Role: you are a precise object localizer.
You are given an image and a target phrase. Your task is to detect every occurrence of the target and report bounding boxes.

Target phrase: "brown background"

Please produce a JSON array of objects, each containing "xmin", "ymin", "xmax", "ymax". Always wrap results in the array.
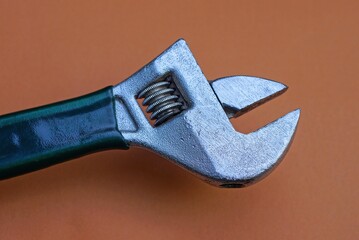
[{"xmin": 0, "ymin": 1, "xmax": 358, "ymax": 239}]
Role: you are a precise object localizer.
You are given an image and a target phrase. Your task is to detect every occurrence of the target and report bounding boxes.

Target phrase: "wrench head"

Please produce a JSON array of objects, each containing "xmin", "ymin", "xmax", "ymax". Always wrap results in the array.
[{"xmin": 113, "ymin": 39, "xmax": 300, "ymax": 187}]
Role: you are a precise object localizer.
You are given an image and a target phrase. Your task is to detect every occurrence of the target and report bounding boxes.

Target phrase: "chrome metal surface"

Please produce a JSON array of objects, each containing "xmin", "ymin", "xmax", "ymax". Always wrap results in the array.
[{"xmin": 113, "ymin": 39, "xmax": 300, "ymax": 187}]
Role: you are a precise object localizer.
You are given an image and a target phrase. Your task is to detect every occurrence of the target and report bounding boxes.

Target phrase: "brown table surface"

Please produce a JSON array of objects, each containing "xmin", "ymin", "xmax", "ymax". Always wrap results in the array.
[{"xmin": 0, "ymin": 1, "xmax": 357, "ymax": 239}]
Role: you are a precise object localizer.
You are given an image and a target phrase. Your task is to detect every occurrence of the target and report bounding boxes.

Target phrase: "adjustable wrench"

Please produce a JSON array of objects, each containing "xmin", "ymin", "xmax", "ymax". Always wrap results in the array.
[{"xmin": 0, "ymin": 39, "xmax": 300, "ymax": 187}]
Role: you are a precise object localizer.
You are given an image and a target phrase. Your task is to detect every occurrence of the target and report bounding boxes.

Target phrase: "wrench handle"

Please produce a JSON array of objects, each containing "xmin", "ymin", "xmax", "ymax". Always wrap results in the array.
[{"xmin": 0, "ymin": 87, "xmax": 128, "ymax": 180}]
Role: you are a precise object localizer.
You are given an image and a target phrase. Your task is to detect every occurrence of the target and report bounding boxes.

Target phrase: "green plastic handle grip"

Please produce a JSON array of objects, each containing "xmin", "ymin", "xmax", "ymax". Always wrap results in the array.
[{"xmin": 0, "ymin": 87, "xmax": 128, "ymax": 180}]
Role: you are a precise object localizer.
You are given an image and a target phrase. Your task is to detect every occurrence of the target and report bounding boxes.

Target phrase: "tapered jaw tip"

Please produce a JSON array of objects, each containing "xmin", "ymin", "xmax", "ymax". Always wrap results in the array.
[
  {"xmin": 247, "ymin": 108, "xmax": 300, "ymax": 179},
  {"xmin": 211, "ymin": 76, "xmax": 288, "ymax": 118},
  {"xmin": 215, "ymin": 108, "xmax": 300, "ymax": 187}
]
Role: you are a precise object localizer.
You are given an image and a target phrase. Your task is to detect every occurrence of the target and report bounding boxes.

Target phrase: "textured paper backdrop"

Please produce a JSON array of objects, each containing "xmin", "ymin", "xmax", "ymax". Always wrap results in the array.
[{"xmin": 0, "ymin": 1, "xmax": 357, "ymax": 239}]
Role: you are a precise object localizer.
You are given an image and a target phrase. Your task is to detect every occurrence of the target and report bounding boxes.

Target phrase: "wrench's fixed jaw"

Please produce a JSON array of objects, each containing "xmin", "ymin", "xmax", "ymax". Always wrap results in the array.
[
  {"xmin": 211, "ymin": 76, "xmax": 288, "ymax": 118},
  {"xmin": 212, "ymin": 109, "xmax": 301, "ymax": 188}
]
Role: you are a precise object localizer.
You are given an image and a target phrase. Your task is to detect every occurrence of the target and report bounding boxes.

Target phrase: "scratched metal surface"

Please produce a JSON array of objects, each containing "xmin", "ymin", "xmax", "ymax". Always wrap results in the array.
[{"xmin": 114, "ymin": 40, "xmax": 299, "ymax": 186}]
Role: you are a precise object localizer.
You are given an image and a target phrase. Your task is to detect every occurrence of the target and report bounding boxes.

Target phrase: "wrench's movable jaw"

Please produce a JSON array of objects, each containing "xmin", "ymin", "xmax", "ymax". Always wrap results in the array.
[
  {"xmin": 113, "ymin": 39, "xmax": 300, "ymax": 187},
  {"xmin": 211, "ymin": 76, "xmax": 288, "ymax": 119}
]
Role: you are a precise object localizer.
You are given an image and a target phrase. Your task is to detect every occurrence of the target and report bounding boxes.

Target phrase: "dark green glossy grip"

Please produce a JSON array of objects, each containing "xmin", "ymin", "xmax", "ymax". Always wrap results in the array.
[{"xmin": 0, "ymin": 87, "xmax": 128, "ymax": 180}]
